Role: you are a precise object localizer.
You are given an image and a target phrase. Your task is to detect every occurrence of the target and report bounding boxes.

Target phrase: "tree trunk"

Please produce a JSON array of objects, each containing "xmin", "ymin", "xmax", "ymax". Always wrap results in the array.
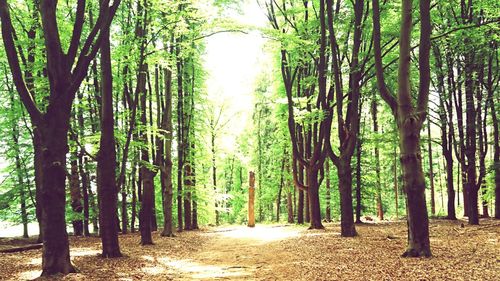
[
  {"xmin": 464, "ymin": 53, "xmax": 479, "ymax": 225},
  {"xmin": 287, "ymin": 188, "xmax": 294, "ymax": 223},
  {"xmin": 297, "ymin": 164, "xmax": 304, "ymax": 224},
  {"xmin": 139, "ymin": 169, "xmax": 154, "ymax": 245},
  {"xmin": 325, "ymin": 159, "xmax": 331, "ymax": 222},
  {"xmin": 183, "ymin": 163, "xmax": 193, "ymax": 230},
  {"xmin": 97, "ymin": 28, "xmax": 121, "ymax": 257},
  {"xmin": 372, "ymin": 99, "xmax": 384, "ymax": 220},
  {"xmin": 34, "ymin": 134, "xmax": 44, "ymax": 242},
  {"xmin": 427, "ymin": 119, "xmax": 436, "ymax": 216},
  {"xmin": 248, "ymin": 171, "xmax": 255, "ymax": 227},
  {"xmin": 394, "ymin": 146, "xmax": 399, "ymax": 219},
  {"xmin": 490, "ymin": 74, "xmax": 500, "ymax": 219},
  {"xmin": 138, "ymin": 63, "xmax": 154, "ymax": 243},
  {"xmin": 445, "ymin": 150, "xmax": 456, "ymax": 220},
  {"xmin": 161, "ymin": 68, "xmax": 174, "ymax": 237},
  {"xmin": 337, "ymin": 161, "xmax": 356, "ymax": 236},
  {"xmin": 399, "ymin": 120, "xmax": 431, "ymax": 257},
  {"xmin": 131, "ymin": 162, "xmax": 137, "ymax": 233},
  {"xmin": 177, "ymin": 47, "xmax": 184, "ymax": 231},
  {"xmin": 192, "ymin": 161, "xmax": 199, "ymax": 230},
  {"xmin": 305, "ymin": 191, "xmax": 310, "ymax": 223},
  {"xmin": 398, "ymin": 0, "xmax": 431, "ymax": 257},
  {"xmin": 306, "ymin": 168, "xmax": 323, "ymax": 229},
  {"xmin": 372, "ymin": 0, "xmax": 431, "ymax": 257},
  {"xmin": 356, "ymin": 137, "xmax": 362, "ymax": 223},
  {"xmin": 39, "ymin": 114, "xmax": 77, "ymax": 275},
  {"xmin": 121, "ymin": 190, "xmax": 127, "ymax": 234}
]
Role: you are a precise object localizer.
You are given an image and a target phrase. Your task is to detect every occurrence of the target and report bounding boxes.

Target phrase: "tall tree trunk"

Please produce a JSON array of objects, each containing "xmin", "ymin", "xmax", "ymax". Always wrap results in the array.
[
  {"xmin": 356, "ymin": 137, "xmax": 362, "ymax": 223},
  {"xmin": 372, "ymin": 99, "xmax": 384, "ymax": 220},
  {"xmin": 161, "ymin": 68, "xmax": 174, "ymax": 237},
  {"xmin": 138, "ymin": 63, "xmax": 154, "ymax": 244},
  {"xmin": 177, "ymin": 53, "xmax": 184, "ymax": 231},
  {"xmin": 487, "ymin": 53, "xmax": 500, "ymax": 219},
  {"xmin": 131, "ymin": 161, "xmax": 137, "ymax": 233},
  {"xmin": 325, "ymin": 159, "xmax": 331, "ymax": 222},
  {"xmin": 191, "ymin": 158, "xmax": 199, "ymax": 230},
  {"xmin": 97, "ymin": 26, "xmax": 122, "ymax": 257},
  {"xmin": 427, "ymin": 119, "xmax": 436, "ymax": 216},
  {"xmin": 211, "ymin": 133, "xmax": 218, "ymax": 226},
  {"xmin": 393, "ymin": 146, "xmax": 399, "ymax": 219},
  {"xmin": 183, "ymin": 162, "xmax": 193, "ymax": 230},
  {"xmin": 326, "ymin": 0, "xmax": 361, "ymax": 237},
  {"xmin": 476, "ymin": 65, "xmax": 488, "ymax": 218},
  {"xmin": 492, "ymin": 99, "xmax": 500, "ymax": 218},
  {"xmin": 464, "ymin": 53, "xmax": 479, "ymax": 224},
  {"xmin": 435, "ymin": 46, "xmax": 456, "ymax": 220}
]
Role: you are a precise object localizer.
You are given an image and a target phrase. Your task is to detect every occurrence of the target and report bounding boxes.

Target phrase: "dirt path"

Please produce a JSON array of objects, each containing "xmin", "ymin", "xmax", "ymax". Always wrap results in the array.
[{"xmin": 163, "ymin": 225, "xmax": 301, "ymax": 280}]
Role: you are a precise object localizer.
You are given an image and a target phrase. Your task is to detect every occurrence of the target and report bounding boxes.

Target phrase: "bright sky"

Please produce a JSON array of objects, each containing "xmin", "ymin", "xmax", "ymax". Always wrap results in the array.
[{"xmin": 203, "ymin": 0, "xmax": 270, "ymax": 153}]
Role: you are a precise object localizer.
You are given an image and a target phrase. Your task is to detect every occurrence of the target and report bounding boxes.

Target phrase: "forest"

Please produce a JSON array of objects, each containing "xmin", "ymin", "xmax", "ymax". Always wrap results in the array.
[{"xmin": 0, "ymin": 0, "xmax": 498, "ymax": 280}]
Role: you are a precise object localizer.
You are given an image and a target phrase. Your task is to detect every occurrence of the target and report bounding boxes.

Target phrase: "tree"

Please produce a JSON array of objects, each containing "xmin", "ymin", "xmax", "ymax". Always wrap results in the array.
[
  {"xmin": 372, "ymin": 0, "xmax": 432, "ymax": 257},
  {"xmin": 0, "ymin": 0, "xmax": 121, "ymax": 275}
]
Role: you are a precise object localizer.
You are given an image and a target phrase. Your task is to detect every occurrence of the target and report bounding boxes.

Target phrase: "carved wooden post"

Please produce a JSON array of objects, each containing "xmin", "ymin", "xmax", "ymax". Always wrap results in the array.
[{"xmin": 248, "ymin": 171, "xmax": 255, "ymax": 227}]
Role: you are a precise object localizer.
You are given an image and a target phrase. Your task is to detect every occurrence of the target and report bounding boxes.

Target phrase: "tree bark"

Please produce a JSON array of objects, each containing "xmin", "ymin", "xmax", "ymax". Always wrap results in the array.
[{"xmin": 97, "ymin": 25, "xmax": 121, "ymax": 257}]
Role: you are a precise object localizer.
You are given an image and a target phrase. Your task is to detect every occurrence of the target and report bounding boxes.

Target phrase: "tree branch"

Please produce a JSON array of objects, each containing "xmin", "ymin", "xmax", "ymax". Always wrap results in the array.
[
  {"xmin": 0, "ymin": 0, "xmax": 42, "ymax": 122},
  {"xmin": 66, "ymin": 0, "xmax": 86, "ymax": 67}
]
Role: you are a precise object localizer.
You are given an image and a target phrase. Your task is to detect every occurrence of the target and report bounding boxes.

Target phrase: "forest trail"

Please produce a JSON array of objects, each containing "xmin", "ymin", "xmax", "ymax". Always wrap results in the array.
[{"xmin": 166, "ymin": 225, "xmax": 300, "ymax": 280}]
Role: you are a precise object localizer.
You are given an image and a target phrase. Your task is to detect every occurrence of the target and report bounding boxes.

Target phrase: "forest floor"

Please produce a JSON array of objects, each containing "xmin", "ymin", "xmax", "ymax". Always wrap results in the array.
[{"xmin": 0, "ymin": 219, "xmax": 498, "ymax": 280}]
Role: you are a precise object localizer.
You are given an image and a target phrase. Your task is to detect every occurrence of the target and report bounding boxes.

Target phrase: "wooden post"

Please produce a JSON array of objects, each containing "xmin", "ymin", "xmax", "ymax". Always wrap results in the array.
[{"xmin": 248, "ymin": 171, "xmax": 255, "ymax": 227}]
